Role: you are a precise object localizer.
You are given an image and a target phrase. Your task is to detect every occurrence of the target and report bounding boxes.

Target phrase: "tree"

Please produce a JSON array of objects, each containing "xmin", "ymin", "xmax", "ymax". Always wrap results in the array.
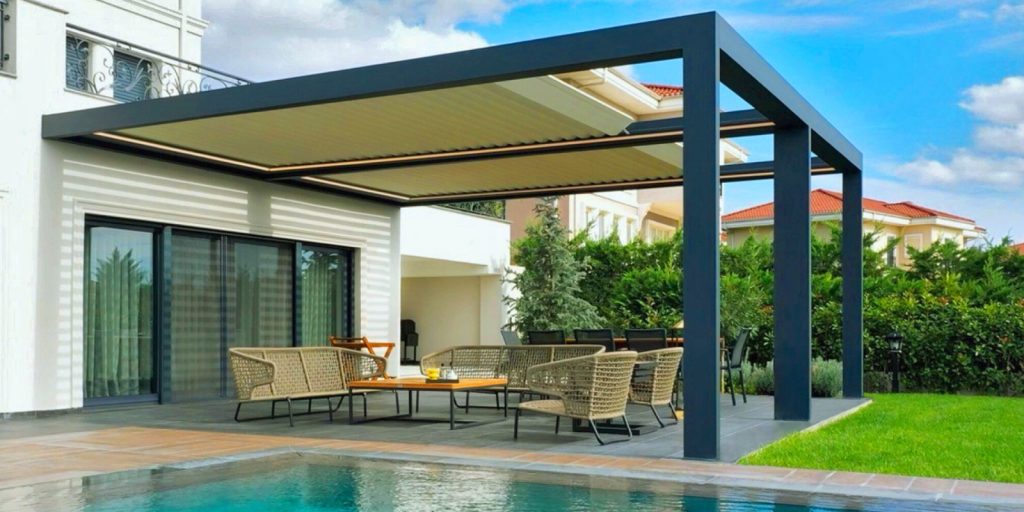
[{"xmin": 505, "ymin": 199, "xmax": 602, "ymax": 334}]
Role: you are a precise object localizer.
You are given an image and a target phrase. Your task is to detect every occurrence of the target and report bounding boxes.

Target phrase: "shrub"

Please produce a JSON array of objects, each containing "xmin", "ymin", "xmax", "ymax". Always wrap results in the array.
[
  {"xmin": 811, "ymin": 358, "xmax": 843, "ymax": 398},
  {"xmin": 749, "ymin": 361, "xmax": 774, "ymax": 395},
  {"xmin": 864, "ymin": 371, "xmax": 892, "ymax": 393}
]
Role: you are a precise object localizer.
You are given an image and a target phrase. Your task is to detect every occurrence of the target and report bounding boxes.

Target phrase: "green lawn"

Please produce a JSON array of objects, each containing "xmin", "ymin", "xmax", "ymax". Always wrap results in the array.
[{"xmin": 739, "ymin": 393, "xmax": 1024, "ymax": 483}]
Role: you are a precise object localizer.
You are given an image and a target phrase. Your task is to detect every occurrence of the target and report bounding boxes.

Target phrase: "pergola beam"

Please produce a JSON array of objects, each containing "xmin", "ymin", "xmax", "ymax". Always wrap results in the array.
[{"xmin": 400, "ymin": 157, "xmax": 835, "ymax": 205}]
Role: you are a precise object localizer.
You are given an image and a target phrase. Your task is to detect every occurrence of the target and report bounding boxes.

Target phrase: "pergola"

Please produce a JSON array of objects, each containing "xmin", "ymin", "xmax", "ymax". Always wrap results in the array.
[{"xmin": 42, "ymin": 12, "xmax": 863, "ymax": 460}]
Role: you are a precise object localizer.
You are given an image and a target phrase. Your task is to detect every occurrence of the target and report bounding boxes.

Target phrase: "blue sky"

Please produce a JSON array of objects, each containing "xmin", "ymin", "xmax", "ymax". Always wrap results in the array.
[{"xmin": 204, "ymin": 1, "xmax": 1024, "ymax": 240}]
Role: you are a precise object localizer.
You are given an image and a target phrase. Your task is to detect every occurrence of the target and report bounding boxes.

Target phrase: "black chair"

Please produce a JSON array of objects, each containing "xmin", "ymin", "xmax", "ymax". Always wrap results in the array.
[
  {"xmin": 501, "ymin": 330, "xmax": 522, "ymax": 346},
  {"xmin": 527, "ymin": 330, "xmax": 565, "ymax": 344},
  {"xmin": 574, "ymin": 329, "xmax": 615, "ymax": 352},
  {"xmin": 722, "ymin": 327, "xmax": 752, "ymax": 406},
  {"xmin": 625, "ymin": 328, "xmax": 668, "ymax": 352},
  {"xmin": 400, "ymin": 319, "xmax": 419, "ymax": 363}
]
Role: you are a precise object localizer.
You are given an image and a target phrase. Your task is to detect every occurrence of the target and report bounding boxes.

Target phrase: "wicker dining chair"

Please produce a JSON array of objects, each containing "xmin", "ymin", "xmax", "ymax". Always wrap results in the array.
[
  {"xmin": 629, "ymin": 347, "xmax": 683, "ymax": 427},
  {"xmin": 573, "ymin": 329, "xmax": 616, "ymax": 352},
  {"xmin": 514, "ymin": 351, "xmax": 638, "ymax": 445},
  {"xmin": 625, "ymin": 328, "xmax": 668, "ymax": 352},
  {"xmin": 527, "ymin": 330, "xmax": 566, "ymax": 345}
]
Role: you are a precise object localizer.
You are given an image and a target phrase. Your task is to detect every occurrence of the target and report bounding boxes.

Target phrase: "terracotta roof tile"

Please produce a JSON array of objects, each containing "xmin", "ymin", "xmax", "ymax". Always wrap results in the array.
[
  {"xmin": 722, "ymin": 189, "xmax": 979, "ymax": 226},
  {"xmin": 1013, "ymin": 243, "xmax": 1024, "ymax": 255},
  {"xmin": 642, "ymin": 83, "xmax": 683, "ymax": 97}
]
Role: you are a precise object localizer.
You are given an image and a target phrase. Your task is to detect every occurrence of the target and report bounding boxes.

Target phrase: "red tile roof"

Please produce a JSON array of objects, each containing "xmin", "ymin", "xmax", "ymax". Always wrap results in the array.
[
  {"xmin": 642, "ymin": 83, "xmax": 682, "ymax": 97},
  {"xmin": 722, "ymin": 189, "xmax": 979, "ymax": 226},
  {"xmin": 1013, "ymin": 243, "xmax": 1024, "ymax": 255}
]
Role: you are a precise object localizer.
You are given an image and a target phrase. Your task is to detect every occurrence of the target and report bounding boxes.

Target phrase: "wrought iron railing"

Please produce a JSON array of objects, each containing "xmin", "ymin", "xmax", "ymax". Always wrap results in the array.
[
  {"xmin": 65, "ymin": 25, "xmax": 250, "ymax": 102},
  {"xmin": 1, "ymin": 0, "xmax": 10, "ymax": 71},
  {"xmin": 441, "ymin": 200, "xmax": 507, "ymax": 220}
]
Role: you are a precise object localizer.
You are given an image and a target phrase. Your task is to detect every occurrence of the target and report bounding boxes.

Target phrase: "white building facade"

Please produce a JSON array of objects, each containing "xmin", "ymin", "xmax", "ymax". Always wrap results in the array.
[{"xmin": 1, "ymin": 0, "xmax": 406, "ymax": 413}]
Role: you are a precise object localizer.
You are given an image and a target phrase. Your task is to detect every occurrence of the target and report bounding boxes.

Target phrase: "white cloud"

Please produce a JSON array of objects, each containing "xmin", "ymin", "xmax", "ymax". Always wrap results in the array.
[
  {"xmin": 202, "ymin": 0, "xmax": 509, "ymax": 81},
  {"xmin": 724, "ymin": 13, "xmax": 858, "ymax": 33},
  {"xmin": 995, "ymin": 2, "xmax": 1024, "ymax": 21},
  {"xmin": 960, "ymin": 76, "xmax": 1024, "ymax": 124},
  {"xmin": 975, "ymin": 123, "xmax": 1024, "ymax": 153},
  {"xmin": 889, "ymin": 150, "xmax": 1024, "ymax": 186}
]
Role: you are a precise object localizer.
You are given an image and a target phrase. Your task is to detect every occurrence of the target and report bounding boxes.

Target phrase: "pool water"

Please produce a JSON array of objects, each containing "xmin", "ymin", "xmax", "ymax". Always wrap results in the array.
[{"xmin": 2, "ymin": 453, "xmax": 971, "ymax": 512}]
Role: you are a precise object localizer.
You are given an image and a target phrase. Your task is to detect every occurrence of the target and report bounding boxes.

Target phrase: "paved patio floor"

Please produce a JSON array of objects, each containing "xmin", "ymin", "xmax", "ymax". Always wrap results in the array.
[
  {"xmin": 4, "ymin": 394, "xmax": 1024, "ymax": 509},
  {"xmin": 1, "ymin": 393, "xmax": 864, "ymax": 463}
]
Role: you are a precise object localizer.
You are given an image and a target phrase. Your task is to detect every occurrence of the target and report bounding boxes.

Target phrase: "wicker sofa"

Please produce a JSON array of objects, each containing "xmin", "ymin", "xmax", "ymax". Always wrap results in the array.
[
  {"xmin": 229, "ymin": 346, "xmax": 387, "ymax": 426},
  {"xmin": 629, "ymin": 347, "xmax": 683, "ymax": 427},
  {"xmin": 419, "ymin": 345, "xmax": 605, "ymax": 411}
]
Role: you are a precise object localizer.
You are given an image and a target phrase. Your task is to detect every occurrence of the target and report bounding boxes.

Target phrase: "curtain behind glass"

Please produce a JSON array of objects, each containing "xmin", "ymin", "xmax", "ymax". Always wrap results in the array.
[
  {"xmin": 301, "ymin": 248, "xmax": 339, "ymax": 346},
  {"xmin": 170, "ymin": 233, "xmax": 224, "ymax": 401},
  {"xmin": 227, "ymin": 240, "xmax": 293, "ymax": 349},
  {"xmin": 84, "ymin": 227, "xmax": 155, "ymax": 399}
]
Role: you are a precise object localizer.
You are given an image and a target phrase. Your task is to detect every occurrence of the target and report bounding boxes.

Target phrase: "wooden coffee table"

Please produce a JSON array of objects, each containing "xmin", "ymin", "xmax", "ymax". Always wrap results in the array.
[{"xmin": 345, "ymin": 377, "xmax": 508, "ymax": 430}]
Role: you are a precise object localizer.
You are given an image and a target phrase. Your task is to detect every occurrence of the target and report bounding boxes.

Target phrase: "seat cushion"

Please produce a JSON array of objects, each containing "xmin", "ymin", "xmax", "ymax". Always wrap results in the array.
[{"xmin": 518, "ymin": 399, "xmax": 566, "ymax": 417}]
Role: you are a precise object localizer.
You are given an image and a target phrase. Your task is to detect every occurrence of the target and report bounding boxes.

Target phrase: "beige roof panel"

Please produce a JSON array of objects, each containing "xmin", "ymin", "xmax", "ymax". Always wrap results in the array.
[
  {"xmin": 114, "ymin": 77, "xmax": 635, "ymax": 168},
  {"xmin": 320, "ymin": 143, "xmax": 683, "ymax": 198}
]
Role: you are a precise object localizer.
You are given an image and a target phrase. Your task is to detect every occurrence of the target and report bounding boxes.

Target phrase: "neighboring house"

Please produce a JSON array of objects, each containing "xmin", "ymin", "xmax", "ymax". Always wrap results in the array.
[
  {"xmin": 722, "ymin": 189, "xmax": 985, "ymax": 267},
  {"xmin": 0, "ymin": 0, "xmax": 512, "ymax": 414},
  {"xmin": 506, "ymin": 69, "xmax": 747, "ymax": 245},
  {"xmin": 1013, "ymin": 243, "xmax": 1024, "ymax": 255}
]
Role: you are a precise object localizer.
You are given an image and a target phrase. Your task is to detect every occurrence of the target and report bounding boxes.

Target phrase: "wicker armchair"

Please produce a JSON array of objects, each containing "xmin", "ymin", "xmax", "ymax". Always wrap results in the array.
[
  {"xmin": 229, "ymin": 347, "xmax": 387, "ymax": 426},
  {"xmin": 629, "ymin": 347, "xmax": 683, "ymax": 427},
  {"xmin": 514, "ymin": 351, "xmax": 638, "ymax": 445}
]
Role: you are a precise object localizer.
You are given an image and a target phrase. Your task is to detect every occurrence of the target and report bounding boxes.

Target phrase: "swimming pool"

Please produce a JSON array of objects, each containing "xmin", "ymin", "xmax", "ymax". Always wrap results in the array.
[{"xmin": 0, "ymin": 453, "xmax": 989, "ymax": 511}]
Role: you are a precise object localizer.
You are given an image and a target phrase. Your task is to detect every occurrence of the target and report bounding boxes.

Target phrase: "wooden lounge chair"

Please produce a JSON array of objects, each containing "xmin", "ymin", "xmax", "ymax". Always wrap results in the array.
[
  {"xmin": 229, "ymin": 346, "xmax": 387, "ymax": 427},
  {"xmin": 629, "ymin": 347, "xmax": 683, "ymax": 427},
  {"xmin": 514, "ymin": 351, "xmax": 639, "ymax": 445}
]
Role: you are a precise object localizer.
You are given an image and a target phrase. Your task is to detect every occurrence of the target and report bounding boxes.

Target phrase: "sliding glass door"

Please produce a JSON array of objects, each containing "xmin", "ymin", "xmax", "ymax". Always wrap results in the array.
[
  {"xmin": 300, "ymin": 246, "xmax": 351, "ymax": 346},
  {"xmin": 170, "ymin": 232, "xmax": 224, "ymax": 402},
  {"xmin": 84, "ymin": 217, "xmax": 354, "ymax": 404},
  {"xmin": 84, "ymin": 224, "xmax": 157, "ymax": 404},
  {"xmin": 227, "ymin": 239, "xmax": 293, "ymax": 349}
]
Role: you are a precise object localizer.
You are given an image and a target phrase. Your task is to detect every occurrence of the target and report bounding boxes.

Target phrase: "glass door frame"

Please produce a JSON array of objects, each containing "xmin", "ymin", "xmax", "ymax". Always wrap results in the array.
[
  {"xmin": 84, "ymin": 215, "xmax": 357, "ymax": 405},
  {"xmin": 83, "ymin": 217, "xmax": 163, "ymax": 407}
]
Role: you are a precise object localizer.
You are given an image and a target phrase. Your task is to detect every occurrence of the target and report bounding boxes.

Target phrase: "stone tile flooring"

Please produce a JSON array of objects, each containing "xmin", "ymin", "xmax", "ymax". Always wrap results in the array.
[{"xmin": 1, "ymin": 394, "xmax": 1022, "ymax": 508}]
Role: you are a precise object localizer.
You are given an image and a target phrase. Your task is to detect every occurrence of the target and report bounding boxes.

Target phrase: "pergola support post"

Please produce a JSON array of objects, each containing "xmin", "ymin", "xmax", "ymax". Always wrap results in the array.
[
  {"xmin": 842, "ymin": 169, "xmax": 864, "ymax": 398},
  {"xmin": 773, "ymin": 125, "xmax": 812, "ymax": 421},
  {"xmin": 682, "ymin": 20, "xmax": 722, "ymax": 461}
]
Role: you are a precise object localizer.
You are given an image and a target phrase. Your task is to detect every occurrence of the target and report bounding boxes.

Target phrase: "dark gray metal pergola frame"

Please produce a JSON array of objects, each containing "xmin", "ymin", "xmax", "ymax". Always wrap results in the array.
[{"xmin": 42, "ymin": 12, "xmax": 864, "ymax": 461}]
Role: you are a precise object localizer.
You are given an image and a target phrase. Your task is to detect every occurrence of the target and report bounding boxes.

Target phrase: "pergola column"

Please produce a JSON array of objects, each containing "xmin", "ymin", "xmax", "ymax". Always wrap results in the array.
[
  {"xmin": 842, "ymin": 169, "xmax": 864, "ymax": 398},
  {"xmin": 682, "ymin": 25, "xmax": 722, "ymax": 460},
  {"xmin": 773, "ymin": 125, "xmax": 812, "ymax": 421}
]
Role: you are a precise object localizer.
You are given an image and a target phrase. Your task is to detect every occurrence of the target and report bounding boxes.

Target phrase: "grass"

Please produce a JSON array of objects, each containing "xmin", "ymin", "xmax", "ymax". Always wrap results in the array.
[{"xmin": 739, "ymin": 393, "xmax": 1024, "ymax": 483}]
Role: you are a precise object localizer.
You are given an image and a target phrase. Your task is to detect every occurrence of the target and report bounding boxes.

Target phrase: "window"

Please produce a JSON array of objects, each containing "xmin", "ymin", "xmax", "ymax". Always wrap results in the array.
[
  {"xmin": 0, "ymin": 0, "xmax": 11, "ymax": 72},
  {"xmin": 85, "ymin": 216, "xmax": 354, "ymax": 404},
  {"xmin": 66, "ymin": 36, "xmax": 90, "ymax": 91},
  {"xmin": 84, "ymin": 223, "xmax": 158, "ymax": 404},
  {"xmin": 885, "ymin": 236, "xmax": 898, "ymax": 267},
  {"xmin": 112, "ymin": 51, "xmax": 153, "ymax": 102}
]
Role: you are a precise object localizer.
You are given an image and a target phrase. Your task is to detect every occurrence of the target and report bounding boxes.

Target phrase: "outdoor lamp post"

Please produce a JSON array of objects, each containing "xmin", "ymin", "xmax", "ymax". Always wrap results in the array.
[{"xmin": 886, "ymin": 331, "xmax": 904, "ymax": 392}]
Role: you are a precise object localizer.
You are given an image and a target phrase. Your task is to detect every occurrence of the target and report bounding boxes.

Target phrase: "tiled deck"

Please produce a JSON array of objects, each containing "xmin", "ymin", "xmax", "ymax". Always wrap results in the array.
[{"xmin": 2, "ymin": 394, "xmax": 1023, "ymax": 508}]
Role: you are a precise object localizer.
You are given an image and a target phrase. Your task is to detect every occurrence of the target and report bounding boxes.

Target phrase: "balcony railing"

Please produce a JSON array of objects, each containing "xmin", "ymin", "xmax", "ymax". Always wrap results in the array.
[
  {"xmin": 441, "ymin": 201, "xmax": 507, "ymax": 220},
  {"xmin": 65, "ymin": 25, "xmax": 250, "ymax": 102},
  {"xmin": 1, "ymin": 0, "xmax": 10, "ymax": 71}
]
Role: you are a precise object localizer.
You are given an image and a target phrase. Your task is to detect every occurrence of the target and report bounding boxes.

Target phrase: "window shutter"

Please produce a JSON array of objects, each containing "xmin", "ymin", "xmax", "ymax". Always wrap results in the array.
[
  {"xmin": 113, "ymin": 52, "xmax": 153, "ymax": 102},
  {"xmin": 65, "ymin": 36, "xmax": 90, "ymax": 91}
]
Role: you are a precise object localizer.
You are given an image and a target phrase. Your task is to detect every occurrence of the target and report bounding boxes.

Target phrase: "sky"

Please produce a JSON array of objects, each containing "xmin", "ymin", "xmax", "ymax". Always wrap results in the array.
[{"xmin": 202, "ymin": 1, "xmax": 1024, "ymax": 241}]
